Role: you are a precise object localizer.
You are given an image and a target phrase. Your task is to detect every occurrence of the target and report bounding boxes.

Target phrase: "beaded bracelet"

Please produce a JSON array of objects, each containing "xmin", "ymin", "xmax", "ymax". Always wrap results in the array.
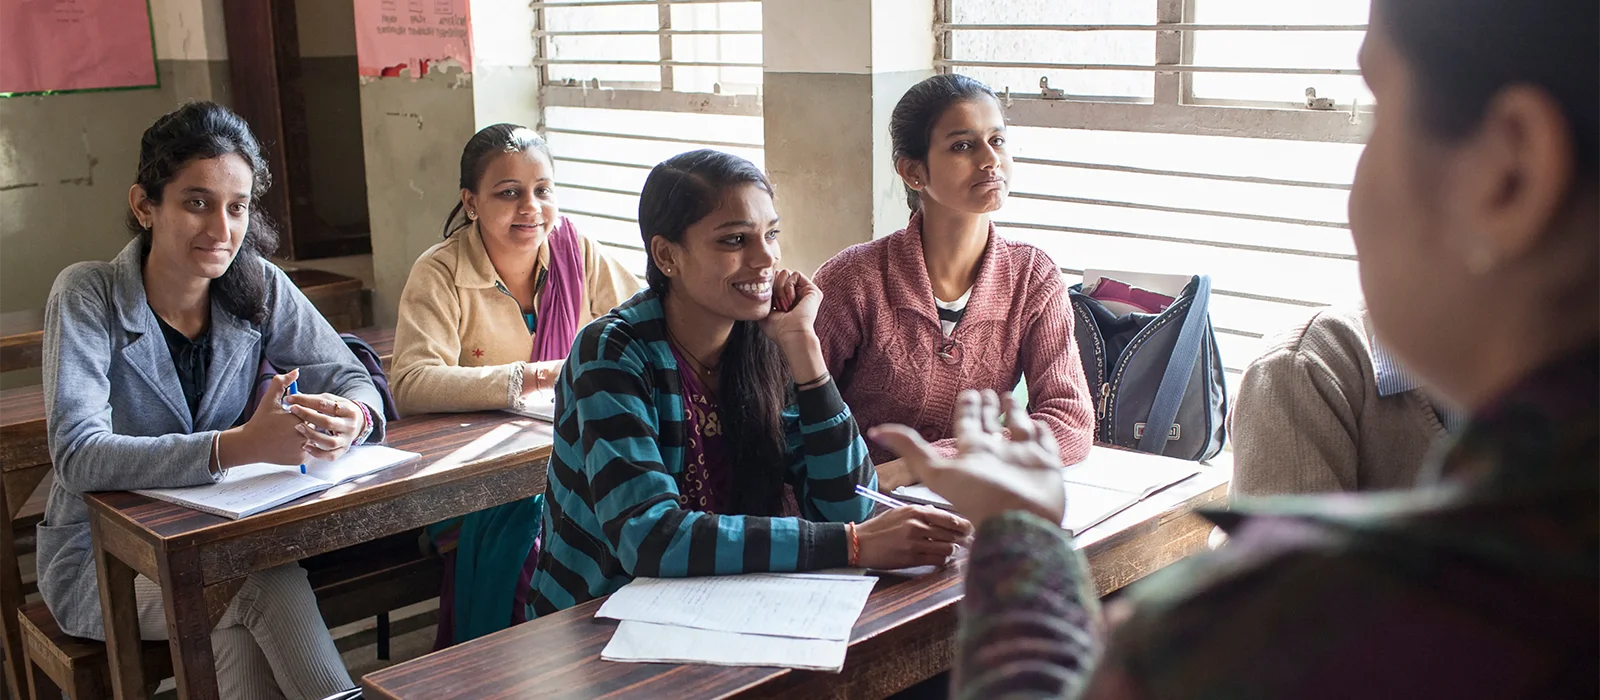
[{"xmin": 353, "ymin": 401, "xmax": 376, "ymax": 445}]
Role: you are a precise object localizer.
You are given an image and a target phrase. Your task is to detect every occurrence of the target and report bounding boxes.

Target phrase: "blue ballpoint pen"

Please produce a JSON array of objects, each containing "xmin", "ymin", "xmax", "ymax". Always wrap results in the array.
[{"xmin": 283, "ymin": 379, "xmax": 306, "ymax": 473}]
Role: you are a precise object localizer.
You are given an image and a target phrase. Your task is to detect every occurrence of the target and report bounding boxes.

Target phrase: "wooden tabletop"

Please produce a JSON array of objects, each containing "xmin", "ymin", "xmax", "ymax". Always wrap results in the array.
[
  {"xmin": 86, "ymin": 410, "xmax": 551, "ymax": 578},
  {"xmin": 86, "ymin": 409, "xmax": 553, "ymax": 700},
  {"xmin": 0, "ymin": 309, "xmax": 45, "ymax": 374},
  {"xmin": 362, "ymin": 466, "xmax": 1230, "ymax": 700}
]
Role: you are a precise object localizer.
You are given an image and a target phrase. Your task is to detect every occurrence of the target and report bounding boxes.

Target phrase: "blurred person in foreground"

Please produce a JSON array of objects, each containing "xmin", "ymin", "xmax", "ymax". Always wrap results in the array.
[{"xmin": 871, "ymin": 0, "xmax": 1598, "ymax": 694}]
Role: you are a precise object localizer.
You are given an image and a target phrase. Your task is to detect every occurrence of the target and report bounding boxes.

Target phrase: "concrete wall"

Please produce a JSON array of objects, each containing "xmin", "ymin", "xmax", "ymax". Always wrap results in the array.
[
  {"xmin": 0, "ymin": 0, "xmax": 230, "ymax": 388},
  {"xmin": 763, "ymin": 0, "xmax": 934, "ymax": 274},
  {"xmin": 359, "ymin": 0, "xmax": 541, "ymax": 326},
  {"xmin": 0, "ymin": 0, "xmax": 230, "ymax": 315},
  {"xmin": 360, "ymin": 65, "xmax": 477, "ymax": 327}
]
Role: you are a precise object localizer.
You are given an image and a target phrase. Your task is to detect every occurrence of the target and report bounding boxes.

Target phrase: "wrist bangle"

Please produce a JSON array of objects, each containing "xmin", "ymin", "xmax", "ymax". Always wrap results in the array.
[
  {"xmin": 211, "ymin": 433, "xmax": 228, "ymax": 480},
  {"xmin": 846, "ymin": 522, "xmax": 860, "ymax": 567},
  {"xmin": 797, "ymin": 371, "xmax": 831, "ymax": 391}
]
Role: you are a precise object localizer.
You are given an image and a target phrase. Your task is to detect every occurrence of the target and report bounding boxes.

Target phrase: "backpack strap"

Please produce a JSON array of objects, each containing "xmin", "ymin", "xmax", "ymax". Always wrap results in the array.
[{"xmin": 1137, "ymin": 275, "xmax": 1211, "ymax": 455}]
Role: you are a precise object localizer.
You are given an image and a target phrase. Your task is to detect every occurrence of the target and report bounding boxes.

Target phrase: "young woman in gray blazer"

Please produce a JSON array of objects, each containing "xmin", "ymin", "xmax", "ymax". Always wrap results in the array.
[{"xmin": 38, "ymin": 102, "xmax": 384, "ymax": 700}]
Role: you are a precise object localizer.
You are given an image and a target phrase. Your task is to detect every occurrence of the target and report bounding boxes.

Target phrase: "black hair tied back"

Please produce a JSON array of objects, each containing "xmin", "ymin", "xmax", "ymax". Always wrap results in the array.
[{"xmin": 128, "ymin": 101, "xmax": 279, "ymax": 326}]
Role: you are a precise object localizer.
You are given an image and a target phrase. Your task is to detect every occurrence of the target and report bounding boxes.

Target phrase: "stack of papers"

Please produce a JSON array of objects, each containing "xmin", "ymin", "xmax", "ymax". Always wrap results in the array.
[
  {"xmin": 134, "ymin": 445, "xmax": 420, "ymax": 519},
  {"xmin": 894, "ymin": 445, "xmax": 1201, "ymax": 535},
  {"xmin": 597, "ymin": 572, "xmax": 877, "ymax": 672}
]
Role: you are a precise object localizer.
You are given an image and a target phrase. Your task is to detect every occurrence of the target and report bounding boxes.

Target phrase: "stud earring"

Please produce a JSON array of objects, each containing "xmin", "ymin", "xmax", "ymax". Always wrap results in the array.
[{"xmin": 467, "ymin": 211, "xmax": 476, "ymax": 220}]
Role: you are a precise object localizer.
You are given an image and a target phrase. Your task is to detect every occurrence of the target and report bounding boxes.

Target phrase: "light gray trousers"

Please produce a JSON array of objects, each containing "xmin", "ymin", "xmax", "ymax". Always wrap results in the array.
[{"xmin": 134, "ymin": 563, "xmax": 353, "ymax": 700}]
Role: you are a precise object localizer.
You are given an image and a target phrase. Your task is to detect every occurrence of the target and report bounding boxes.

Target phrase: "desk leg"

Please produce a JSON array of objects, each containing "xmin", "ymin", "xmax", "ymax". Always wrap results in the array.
[
  {"xmin": 1, "ymin": 488, "xmax": 26, "ymax": 700},
  {"xmin": 159, "ymin": 548, "xmax": 221, "ymax": 700},
  {"xmin": 91, "ymin": 517, "xmax": 147, "ymax": 700}
]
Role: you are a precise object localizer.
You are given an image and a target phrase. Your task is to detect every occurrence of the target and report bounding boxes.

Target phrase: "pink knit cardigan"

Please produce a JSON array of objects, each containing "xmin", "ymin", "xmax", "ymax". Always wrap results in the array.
[{"xmin": 815, "ymin": 214, "xmax": 1095, "ymax": 465}]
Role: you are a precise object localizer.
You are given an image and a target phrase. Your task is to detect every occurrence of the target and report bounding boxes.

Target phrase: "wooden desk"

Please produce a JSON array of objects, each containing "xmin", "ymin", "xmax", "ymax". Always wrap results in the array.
[
  {"xmin": 361, "ymin": 468, "xmax": 1230, "ymax": 700},
  {"xmin": 0, "ymin": 310, "xmax": 45, "ymax": 375},
  {"xmin": 86, "ymin": 411, "xmax": 554, "ymax": 700}
]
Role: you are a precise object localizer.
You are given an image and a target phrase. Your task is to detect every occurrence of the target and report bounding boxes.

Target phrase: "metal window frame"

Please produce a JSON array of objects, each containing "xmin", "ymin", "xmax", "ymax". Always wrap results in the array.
[
  {"xmin": 942, "ymin": 0, "xmax": 1372, "ymax": 345},
  {"xmin": 534, "ymin": 0, "xmax": 764, "ymax": 118},
  {"xmin": 936, "ymin": 0, "xmax": 1373, "ymax": 143}
]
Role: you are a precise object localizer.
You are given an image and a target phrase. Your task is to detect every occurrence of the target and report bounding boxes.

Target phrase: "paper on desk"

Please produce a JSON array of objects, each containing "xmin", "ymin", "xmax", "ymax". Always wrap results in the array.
[
  {"xmin": 892, "ymin": 446, "xmax": 1202, "ymax": 535},
  {"xmin": 895, "ymin": 481, "xmax": 1132, "ymax": 535},
  {"xmin": 1059, "ymin": 450, "xmax": 1199, "ymax": 497},
  {"xmin": 303, "ymin": 445, "xmax": 420, "ymax": 486},
  {"xmin": 504, "ymin": 388, "xmax": 557, "ymax": 422},
  {"xmin": 595, "ymin": 573, "xmax": 877, "ymax": 641},
  {"xmin": 602, "ymin": 621, "xmax": 849, "ymax": 672}
]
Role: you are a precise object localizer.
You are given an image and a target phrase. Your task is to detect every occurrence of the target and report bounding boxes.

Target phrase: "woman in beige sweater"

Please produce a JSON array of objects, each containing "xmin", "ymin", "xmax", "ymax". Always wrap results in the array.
[
  {"xmin": 391, "ymin": 124, "xmax": 640, "ymax": 648},
  {"xmin": 390, "ymin": 124, "xmax": 640, "ymax": 416}
]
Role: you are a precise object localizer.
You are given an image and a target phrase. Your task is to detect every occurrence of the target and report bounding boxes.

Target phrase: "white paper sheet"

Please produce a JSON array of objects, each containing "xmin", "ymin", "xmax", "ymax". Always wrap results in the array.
[
  {"xmin": 595, "ymin": 573, "xmax": 877, "ymax": 641},
  {"xmin": 891, "ymin": 446, "xmax": 1201, "ymax": 535},
  {"xmin": 302, "ymin": 445, "xmax": 419, "ymax": 485},
  {"xmin": 135, "ymin": 464, "xmax": 327, "ymax": 519},
  {"xmin": 505, "ymin": 388, "xmax": 557, "ymax": 422},
  {"xmin": 602, "ymin": 621, "xmax": 849, "ymax": 672},
  {"xmin": 134, "ymin": 445, "xmax": 420, "ymax": 519},
  {"xmin": 1059, "ymin": 450, "xmax": 1199, "ymax": 497}
]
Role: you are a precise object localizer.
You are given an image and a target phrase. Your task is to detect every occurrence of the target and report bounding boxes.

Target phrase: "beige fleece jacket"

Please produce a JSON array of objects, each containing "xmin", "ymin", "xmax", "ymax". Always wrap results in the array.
[
  {"xmin": 390, "ymin": 222, "xmax": 641, "ymax": 415},
  {"xmin": 1229, "ymin": 306, "xmax": 1449, "ymax": 497}
]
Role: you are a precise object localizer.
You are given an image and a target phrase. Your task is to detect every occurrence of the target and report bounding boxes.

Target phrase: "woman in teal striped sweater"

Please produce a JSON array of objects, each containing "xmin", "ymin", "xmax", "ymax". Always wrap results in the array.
[{"xmin": 529, "ymin": 150, "xmax": 973, "ymax": 615}]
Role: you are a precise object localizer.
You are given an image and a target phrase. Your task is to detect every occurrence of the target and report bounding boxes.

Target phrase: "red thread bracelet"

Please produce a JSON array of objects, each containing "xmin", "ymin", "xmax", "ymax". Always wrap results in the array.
[{"xmin": 847, "ymin": 522, "xmax": 860, "ymax": 567}]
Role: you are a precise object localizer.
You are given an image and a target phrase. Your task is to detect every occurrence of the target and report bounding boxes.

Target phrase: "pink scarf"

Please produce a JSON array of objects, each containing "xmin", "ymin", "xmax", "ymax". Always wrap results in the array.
[{"xmin": 533, "ymin": 217, "xmax": 585, "ymax": 362}]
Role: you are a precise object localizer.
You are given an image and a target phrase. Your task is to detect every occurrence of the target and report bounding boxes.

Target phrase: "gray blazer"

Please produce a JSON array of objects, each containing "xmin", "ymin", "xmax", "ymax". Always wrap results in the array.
[{"xmin": 38, "ymin": 240, "xmax": 387, "ymax": 639}]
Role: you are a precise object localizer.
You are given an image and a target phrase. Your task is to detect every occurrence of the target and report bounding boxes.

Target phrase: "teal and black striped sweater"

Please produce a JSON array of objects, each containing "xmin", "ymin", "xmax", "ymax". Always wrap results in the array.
[{"xmin": 529, "ymin": 290, "xmax": 877, "ymax": 616}]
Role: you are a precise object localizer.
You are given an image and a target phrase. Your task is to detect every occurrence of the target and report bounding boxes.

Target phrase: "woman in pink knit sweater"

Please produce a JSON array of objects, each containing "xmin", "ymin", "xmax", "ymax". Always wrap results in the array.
[{"xmin": 814, "ymin": 74, "xmax": 1096, "ymax": 491}]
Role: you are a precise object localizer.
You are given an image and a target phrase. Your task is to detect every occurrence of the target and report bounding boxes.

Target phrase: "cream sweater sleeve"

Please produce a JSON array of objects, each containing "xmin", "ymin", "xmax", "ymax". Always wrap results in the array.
[
  {"xmin": 390, "ymin": 252, "xmax": 521, "ymax": 415},
  {"xmin": 581, "ymin": 234, "xmax": 644, "ymax": 319}
]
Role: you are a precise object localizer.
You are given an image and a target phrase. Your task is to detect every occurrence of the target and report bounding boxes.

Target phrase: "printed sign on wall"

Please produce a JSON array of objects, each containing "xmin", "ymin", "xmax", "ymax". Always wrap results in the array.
[
  {"xmin": 0, "ymin": 0, "xmax": 159, "ymax": 95},
  {"xmin": 354, "ymin": 0, "xmax": 472, "ymax": 79}
]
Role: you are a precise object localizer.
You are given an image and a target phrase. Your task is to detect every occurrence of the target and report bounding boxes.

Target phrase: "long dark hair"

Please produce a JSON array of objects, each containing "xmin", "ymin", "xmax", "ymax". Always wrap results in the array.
[
  {"xmin": 1375, "ymin": 0, "xmax": 1596, "ymax": 178},
  {"xmin": 127, "ymin": 101, "xmax": 279, "ymax": 325},
  {"xmin": 889, "ymin": 74, "xmax": 1000, "ymax": 212},
  {"xmin": 639, "ymin": 150, "xmax": 790, "ymax": 517},
  {"xmin": 442, "ymin": 124, "xmax": 553, "ymax": 238}
]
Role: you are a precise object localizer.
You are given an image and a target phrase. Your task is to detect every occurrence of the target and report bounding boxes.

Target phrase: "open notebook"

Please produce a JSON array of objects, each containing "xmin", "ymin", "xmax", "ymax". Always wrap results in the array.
[
  {"xmin": 893, "ymin": 446, "xmax": 1201, "ymax": 535},
  {"xmin": 134, "ymin": 445, "xmax": 421, "ymax": 520},
  {"xmin": 504, "ymin": 388, "xmax": 556, "ymax": 422}
]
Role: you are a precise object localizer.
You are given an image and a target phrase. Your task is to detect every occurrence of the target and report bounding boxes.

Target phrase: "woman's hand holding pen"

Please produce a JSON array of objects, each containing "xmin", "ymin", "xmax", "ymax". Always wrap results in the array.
[
  {"xmin": 217, "ymin": 369, "xmax": 309, "ymax": 470},
  {"xmin": 284, "ymin": 390, "xmax": 366, "ymax": 462},
  {"xmin": 854, "ymin": 504, "xmax": 973, "ymax": 569}
]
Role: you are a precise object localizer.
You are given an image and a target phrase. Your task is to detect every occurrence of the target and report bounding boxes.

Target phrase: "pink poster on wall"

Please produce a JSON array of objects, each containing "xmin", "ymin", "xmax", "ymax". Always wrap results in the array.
[
  {"xmin": 354, "ymin": 0, "xmax": 472, "ymax": 79},
  {"xmin": 0, "ymin": 0, "xmax": 158, "ymax": 95}
]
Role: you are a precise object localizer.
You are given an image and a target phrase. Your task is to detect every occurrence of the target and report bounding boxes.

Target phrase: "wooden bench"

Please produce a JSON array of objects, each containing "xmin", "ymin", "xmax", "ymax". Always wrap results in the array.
[
  {"xmin": 0, "ymin": 269, "xmax": 372, "ymax": 375},
  {"xmin": 20, "ymin": 531, "xmax": 442, "ymax": 700},
  {"xmin": 0, "ymin": 310, "xmax": 44, "ymax": 376},
  {"xmin": 285, "ymin": 269, "xmax": 368, "ymax": 333}
]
